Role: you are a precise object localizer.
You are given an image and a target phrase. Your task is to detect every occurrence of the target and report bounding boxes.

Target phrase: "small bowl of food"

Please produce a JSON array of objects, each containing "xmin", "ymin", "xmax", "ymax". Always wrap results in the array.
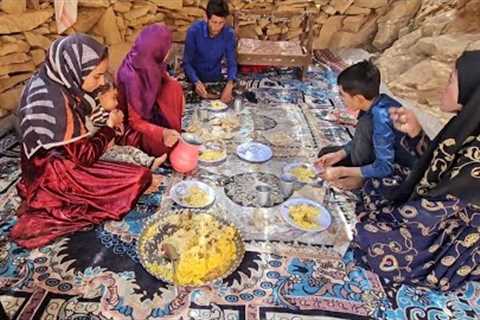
[
  {"xmin": 208, "ymin": 100, "xmax": 229, "ymax": 112},
  {"xmin": 199, "ymin": 140, "xmax": 227, "ymax": 165},
  {"xmin": 170, "ymin": 180, "xmax": 216, "ymax": 208}
]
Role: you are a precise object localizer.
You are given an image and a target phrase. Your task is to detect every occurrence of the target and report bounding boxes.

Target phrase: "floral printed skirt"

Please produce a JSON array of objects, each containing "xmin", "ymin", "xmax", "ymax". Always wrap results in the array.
[{"xmin": 351, "ymin": 166, "xmax": 480, "ymax": 291}]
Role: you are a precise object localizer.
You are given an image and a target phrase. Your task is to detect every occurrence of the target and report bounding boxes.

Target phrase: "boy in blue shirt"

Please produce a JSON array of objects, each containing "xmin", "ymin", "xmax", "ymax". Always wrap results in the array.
[
  {"xmin": 317, "ymin": 61, "xmax": 415, "ymax": 188},
  {"xmin": 183, "ymin": 0, "xmax": 237, "ymax": 104}
]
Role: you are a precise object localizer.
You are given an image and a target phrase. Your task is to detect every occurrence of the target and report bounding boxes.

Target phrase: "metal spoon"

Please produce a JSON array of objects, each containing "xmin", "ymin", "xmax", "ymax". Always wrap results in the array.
[{"xmin": 161, "ymin": 243, "xmax": 179, "ymax": 283}]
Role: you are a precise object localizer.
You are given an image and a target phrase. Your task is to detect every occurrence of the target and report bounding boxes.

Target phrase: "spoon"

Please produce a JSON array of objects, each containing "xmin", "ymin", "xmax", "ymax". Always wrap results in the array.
[{"xmin": 161, "ymin": 243, "xmax": 179, "ymax": 282}]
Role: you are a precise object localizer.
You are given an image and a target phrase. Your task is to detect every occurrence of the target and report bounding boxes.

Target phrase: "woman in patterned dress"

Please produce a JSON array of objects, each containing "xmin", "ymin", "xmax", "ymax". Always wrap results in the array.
[{"xmin": 352, "ymin": 51, "xmax": 480, "ymax": 291}]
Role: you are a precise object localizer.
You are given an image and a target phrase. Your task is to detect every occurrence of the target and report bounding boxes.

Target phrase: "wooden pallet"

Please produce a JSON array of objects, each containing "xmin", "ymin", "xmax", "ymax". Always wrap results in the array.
[{"xmin": 233, "ymin": 8, "xmax": 315, "ymax": 80}]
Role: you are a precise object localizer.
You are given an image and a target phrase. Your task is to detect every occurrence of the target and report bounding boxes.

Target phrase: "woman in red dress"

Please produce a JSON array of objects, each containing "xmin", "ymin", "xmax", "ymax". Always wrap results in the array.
[
  {"xmin": 11, "ymin": 34, "xmax": 152, "ymax": 249},
  {"xmin": 116, "ymin": 24, "xmax": 184, "ymax": 157}
]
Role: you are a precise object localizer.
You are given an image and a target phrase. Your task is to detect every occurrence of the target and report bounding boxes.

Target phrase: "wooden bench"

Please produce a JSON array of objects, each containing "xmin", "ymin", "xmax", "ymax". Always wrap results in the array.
[{"xmin": 233, "ymin": 9, "xmax": 315, "ymax": 80}]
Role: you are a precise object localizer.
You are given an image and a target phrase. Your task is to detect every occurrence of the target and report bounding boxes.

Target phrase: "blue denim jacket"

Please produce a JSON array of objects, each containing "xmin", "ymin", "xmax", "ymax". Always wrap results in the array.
[
  {"xmin": 348, "ymin": 94, "xmax": 403, "ymax": 178},
  {"xmin": 182, "ymin": 21, "xmax": 237, "ymax": 84}
]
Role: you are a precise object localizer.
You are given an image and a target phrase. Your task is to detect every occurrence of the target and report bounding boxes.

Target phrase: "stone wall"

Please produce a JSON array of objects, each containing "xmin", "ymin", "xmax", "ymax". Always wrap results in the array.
[
  {"xmin": 376, "ymin": 0, "xmax": 480, "ymax": 121},
  {"xmin": 0, "ymin": 0, "xmax": 478, "ymax": 122},
  {"xmin": 0, "ymin": 0, "xmax": 417, "ymax": 120}
]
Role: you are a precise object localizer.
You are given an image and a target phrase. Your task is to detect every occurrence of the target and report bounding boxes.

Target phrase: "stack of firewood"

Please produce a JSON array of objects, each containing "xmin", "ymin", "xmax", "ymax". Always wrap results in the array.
[{"xmin": 0, "ymin": 0, "xmax": 413, "ymax": 121}]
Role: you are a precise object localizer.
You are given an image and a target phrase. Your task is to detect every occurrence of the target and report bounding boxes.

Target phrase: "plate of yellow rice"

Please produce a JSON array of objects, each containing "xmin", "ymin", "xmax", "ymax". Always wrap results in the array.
[
  {"xmin": 170, "ymin": 180, "xmax": 215, "ymax": 208},
  {"xmin": 208, "ymin": 100, "xmax": 229, "ymax": 111},
  {"xmin": 137, "ymin": 211, "xmax": 245, "ymax": 286},
  {"xmin": 280, "ymin": 198, "xmax": 331, "ymax": 232},
  {"xmin": 199, "ymin": 140, "xmax": 227, "ymax": 165},
  {"xmin": 283, "ymin": 162, "xmax": 319, "ymax": 184}
]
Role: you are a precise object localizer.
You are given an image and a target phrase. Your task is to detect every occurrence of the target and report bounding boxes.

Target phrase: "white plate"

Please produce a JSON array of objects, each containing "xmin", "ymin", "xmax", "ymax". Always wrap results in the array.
[
  {"xmin": 199, "ymin": 142, "xmax": 227, "ymax": 165},
  {"xmin": 236, "ymin": 142, "xmax": 273, "ymax": 163},
  {"xmin": 280, "ymin": 198, "xmax": 331, "ymax": 232},
  {"xmin": 208, "ymin": 100, "xmax": 229, "ymax": 112},
  {"xmin": 282, "ymin": 162, "xmax": 319, "ymax": 184},
  {"xmin": 170, "ymin": 180, "xmax": 215, "ymax": 208}
]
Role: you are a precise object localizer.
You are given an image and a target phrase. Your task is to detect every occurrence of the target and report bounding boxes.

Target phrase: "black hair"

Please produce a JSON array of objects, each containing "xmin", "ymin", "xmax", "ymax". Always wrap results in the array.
[
  {"xmin": 100, "ymin": 47, "xmax": 109, "ymax": 61},
  {"xmin": 206, "ymin": 0, "xmax": 229, "ymax": 19},
  {"xmin": 337, "ymin": 60, "xmax": 380, "ymax": 100}
]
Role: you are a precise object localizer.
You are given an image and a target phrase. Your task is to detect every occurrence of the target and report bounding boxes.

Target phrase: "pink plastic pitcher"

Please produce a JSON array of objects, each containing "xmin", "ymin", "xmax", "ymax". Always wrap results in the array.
[{"xmin": 169, "ymin": 139, "xmax": 200, "ymax": 173}]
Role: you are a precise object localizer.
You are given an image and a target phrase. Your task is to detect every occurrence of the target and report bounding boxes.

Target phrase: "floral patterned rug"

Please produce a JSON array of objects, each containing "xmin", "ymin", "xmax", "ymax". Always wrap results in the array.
[{"xmin": 0, "ymin": 50, "xmax": 479, "ymax": 320}]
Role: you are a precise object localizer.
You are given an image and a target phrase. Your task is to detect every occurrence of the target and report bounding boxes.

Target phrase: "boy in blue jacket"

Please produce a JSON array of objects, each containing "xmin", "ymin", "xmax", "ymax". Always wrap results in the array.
[{"xmin": 317, "ymin": 61, "xmax": 415, "ymax": 187}]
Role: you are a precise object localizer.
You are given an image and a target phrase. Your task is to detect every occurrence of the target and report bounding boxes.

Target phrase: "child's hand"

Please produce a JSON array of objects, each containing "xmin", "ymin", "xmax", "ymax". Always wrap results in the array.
[
  {"xmin": 99, "ymin": 88, "xmax": 119, "ymax": 111},
  {"xmin": 107, "ymin": 110, "xmax": 124, "ymax": 129},
  {"xmin": 321, "ymin": 167, "xmax": 345, "ymax": 181},
  {"xmin": 330, "ymin": 176, "xmax": 363, "ymax": 191},
  {"xmin": 314, "ymin": 161, "xmax": 325, "ymax": 174},
  {"xmin": 389, "ymin": 107, "xmax": 422, "ymax": 138},
  {"xmin": 316, "ymin": 150, "xmax": 346, "ymax": 168}
]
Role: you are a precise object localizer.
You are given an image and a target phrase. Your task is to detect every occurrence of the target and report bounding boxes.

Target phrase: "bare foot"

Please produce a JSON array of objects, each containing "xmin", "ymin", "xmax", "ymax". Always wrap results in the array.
[{"xmin": 151, "ymin": 154, "xmax": 167, "ymax": 171}]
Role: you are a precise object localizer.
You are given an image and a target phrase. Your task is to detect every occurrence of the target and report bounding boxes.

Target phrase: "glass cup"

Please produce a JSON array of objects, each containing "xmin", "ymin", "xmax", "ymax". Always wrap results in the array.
[
  {"xmin": 279, "ymin": 174, "xmax": 295, "ymax": 197},
  {"xmin": 256, "ymin": 185, "xmax": 272, "ymax": 207},
  {"xmin": 234, "ymin": 98, "xmax": 242, "ymax": 113},
  {"xmin": 195, "ymin": 108, "xmax": 209, "ymax": 122}
]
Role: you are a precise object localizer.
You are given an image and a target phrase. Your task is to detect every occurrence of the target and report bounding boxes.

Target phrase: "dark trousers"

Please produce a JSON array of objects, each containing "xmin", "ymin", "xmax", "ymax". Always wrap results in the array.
[
  {"xmin": 318, "ymin": 112, "xmax": 417, "ymax": 170},
  {"xmin": 318, "ymin": 113, "xmax": 374, "ymax": 167},
  {"xmin": 317, "ymin": 145, "xmax": 354, "ymax": 167}
]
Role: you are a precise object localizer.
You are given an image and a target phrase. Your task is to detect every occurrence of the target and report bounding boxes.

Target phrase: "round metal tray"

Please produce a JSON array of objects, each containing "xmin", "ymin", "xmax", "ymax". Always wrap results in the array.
[{"xmin": 137, "ymin": 210, "xmax": 245, "ymax": 287}]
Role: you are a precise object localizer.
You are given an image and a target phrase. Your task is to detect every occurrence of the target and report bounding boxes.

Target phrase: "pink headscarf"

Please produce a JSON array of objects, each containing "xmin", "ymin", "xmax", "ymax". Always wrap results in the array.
[{"xmin": 117, "ymin": 24, "xmax": 173, "ymax": 121}]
